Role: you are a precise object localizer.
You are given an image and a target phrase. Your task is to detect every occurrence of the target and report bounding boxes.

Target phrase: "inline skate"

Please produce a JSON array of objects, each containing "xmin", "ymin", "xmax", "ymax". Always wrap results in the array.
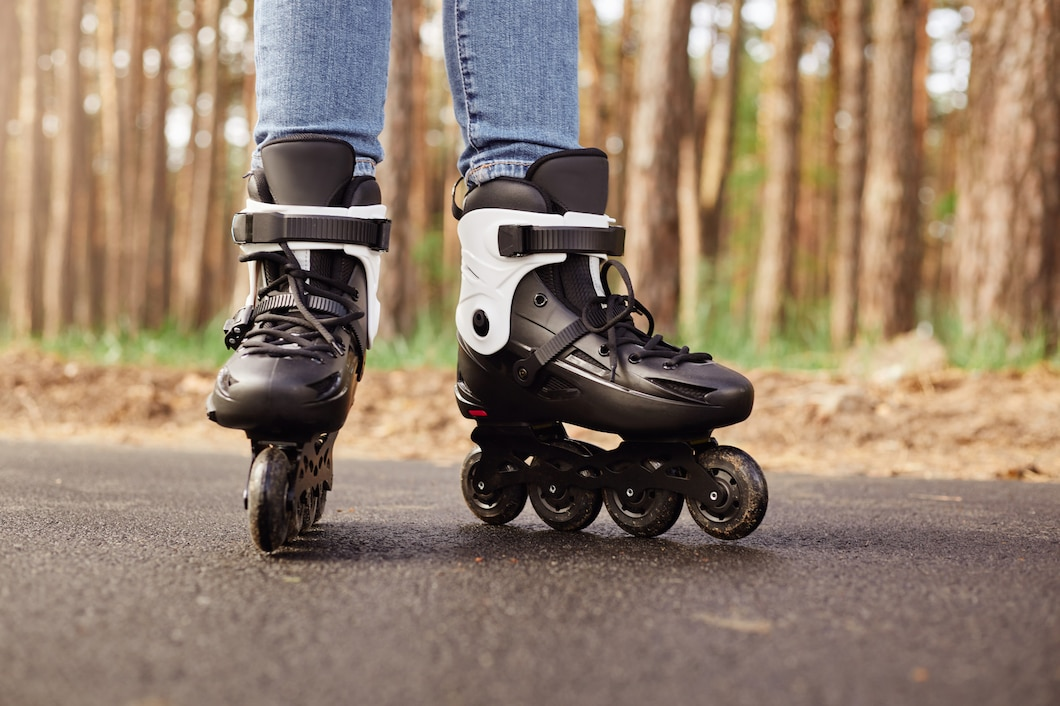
[
  {"xmin": 207, "ymin": 135, "xmax": 389, "ymax": 552},
  {"xmin": 453, "ymin": 148, "xmax": 766, "ymax": 539}
]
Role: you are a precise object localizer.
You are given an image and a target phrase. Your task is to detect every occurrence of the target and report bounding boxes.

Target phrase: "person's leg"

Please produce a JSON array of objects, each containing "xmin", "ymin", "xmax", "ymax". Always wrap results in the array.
[
  {"xmin": 443, "ymin": 0, "xmax": 581, "ymax": 186},
  {"xmin": 254, "ymin": 0, "xmax": 391, "ymax": 175}
]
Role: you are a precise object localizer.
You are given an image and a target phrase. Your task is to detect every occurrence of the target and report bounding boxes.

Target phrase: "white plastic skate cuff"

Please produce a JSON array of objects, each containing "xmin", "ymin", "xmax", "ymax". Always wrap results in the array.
[
  {"xmin": 457, "ymin": 208, "xmax": 613, "ymax": 356},
  {"xmin": 238, "ymin": 199, "xmax": 386, "ymax": 347}
]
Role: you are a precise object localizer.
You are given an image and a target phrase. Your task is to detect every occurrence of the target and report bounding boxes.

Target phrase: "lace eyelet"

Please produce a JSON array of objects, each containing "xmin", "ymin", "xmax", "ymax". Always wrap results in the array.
[
  {"xmin": 662, "ymin": 361, "xmax": 676, "ymax": 370},
  {"xmin": 533, "ymin": 293, "xmax": 549, "ymax": 308},
  {"xmin": 628, "ymin": 354, "xmax": 641, "ymax": 364},
  {"xmin": 599, "ymin": 345, "xmax": 609, "ymax": 357}
]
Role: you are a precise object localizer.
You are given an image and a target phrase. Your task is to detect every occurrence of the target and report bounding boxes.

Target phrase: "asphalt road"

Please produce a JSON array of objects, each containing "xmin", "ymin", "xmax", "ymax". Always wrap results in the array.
[{"xmin": 1, "ymin": 438, "xmax": 1058, "ymax": 706}]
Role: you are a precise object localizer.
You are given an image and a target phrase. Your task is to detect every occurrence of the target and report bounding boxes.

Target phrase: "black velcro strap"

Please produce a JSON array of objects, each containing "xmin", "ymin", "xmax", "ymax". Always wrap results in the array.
[
  {"xmin": 233, "ymin": 211, "xmax": 391, "ymax": 251},
  {"xmin": 498, "ymin": 225, "xmax": 625, "ymax": 257}
]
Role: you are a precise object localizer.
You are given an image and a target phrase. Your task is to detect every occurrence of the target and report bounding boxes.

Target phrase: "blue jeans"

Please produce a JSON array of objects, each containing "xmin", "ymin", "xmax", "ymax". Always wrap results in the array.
[{"xmin": 253, "ymin": 0, "xmax": 581, "ymax": 186}]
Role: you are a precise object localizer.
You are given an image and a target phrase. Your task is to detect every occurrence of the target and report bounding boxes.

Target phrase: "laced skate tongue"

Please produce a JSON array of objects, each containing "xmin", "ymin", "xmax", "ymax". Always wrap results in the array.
[
  {"xmin": 543, "ymin": 254, "xmax": 606, "ymax": 312},
  {"xmin": 249, "ymin": 245, "xmax": 362, "ymax": 358}
]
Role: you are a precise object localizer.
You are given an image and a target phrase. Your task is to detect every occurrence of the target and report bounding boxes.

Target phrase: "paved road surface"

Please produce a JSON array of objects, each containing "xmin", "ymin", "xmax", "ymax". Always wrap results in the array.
[{"xmin": 1, "ymin": 439, "xmax": 1058, "ymax": 706}]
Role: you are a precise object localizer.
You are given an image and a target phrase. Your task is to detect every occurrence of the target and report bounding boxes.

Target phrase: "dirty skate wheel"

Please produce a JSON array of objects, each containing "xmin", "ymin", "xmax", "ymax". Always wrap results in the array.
[
  {"xmin": 461, "ymin": 447, "xmax": 527, "ymax": 525},
  {"xmin": 603, "ymin": 486, "xmax": 683, "ymax": 538},
  {"xmin": 528, "ymin": 441, "xmax": 603, "ymax": 532},
  {"xmin": 313, "ymin": 487, "xmax": 328, "ymax": 525},
  {"xmin": 247, "ymin": 446, "xmax": 292, "ymax": 552},
  {"xmin": 688, "ymin": 446, "xmax": 767, "ymax": 540}
]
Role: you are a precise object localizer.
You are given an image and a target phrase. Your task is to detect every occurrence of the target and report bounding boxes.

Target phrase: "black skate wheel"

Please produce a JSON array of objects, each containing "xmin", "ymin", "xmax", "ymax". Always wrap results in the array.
[
  {"xmin": 603, "ymin": 485, "xmax": 683, "ymax": 538},
  {"xmin": 461, "ymin": 447, "xmax": 527, "ymax": 525},
  {"xmin": 312, "ymin": 487, "xmax": 328, "ymax": 525},
  {"xmin": 528, "ymin": 441, "xmax": 602, "ymax": 532},
  {"xmin": 687, "ymin": 446, "xmax": 767, "ymax": 540},
  {"xmin": 247, "ymin": 446, "xmax": 292, "ymax": 552}
]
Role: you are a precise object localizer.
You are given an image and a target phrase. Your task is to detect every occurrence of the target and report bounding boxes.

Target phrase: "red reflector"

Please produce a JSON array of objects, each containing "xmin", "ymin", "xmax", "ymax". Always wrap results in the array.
[{"xmin": 469, "ymin": 409, "xmax": 488, "ymax": 418}]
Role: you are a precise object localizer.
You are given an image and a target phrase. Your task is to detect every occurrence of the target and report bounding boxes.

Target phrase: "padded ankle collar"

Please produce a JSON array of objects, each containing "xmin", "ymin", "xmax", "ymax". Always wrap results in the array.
[
  {"xmin": 526, "ymin": 147, "xmax": 609, "ymax": 214},
  {"xmin": 457, "ymin": 147, "xmax": 610, "ymax": 218},
  {"xmin": 252, "ymin": 135, "xmax": 379, "ymax": 207}
]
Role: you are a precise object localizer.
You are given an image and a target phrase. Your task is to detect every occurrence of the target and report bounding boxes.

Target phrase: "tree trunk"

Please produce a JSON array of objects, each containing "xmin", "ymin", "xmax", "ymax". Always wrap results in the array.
[
  {"xmin": 134, "ymin": 0, "xmax": 172, "ymax": 329},
  {"xmin": 578, "ymin": 0, "xmax": 605, "ymax": 150},
  {"xmin": 178, "ymin": 0, "xmax": 222, "ymax": 328},
  {"xmin": 858, "ymin": 0, "xmax": 922, "ymax": 338},
  {"xmin": 610, "ymin": 0, "xmax": 639, "ymax": 218},
  {"xmin": 751, "ymin": 0, "xmax": 802, "ymax": 345},
  {"xmin": 95, "ymin": 0, "xmax": 129, "ymax": 328},
  {"xmin": 377, "ymin": 0, "xmax": 425, "ymax": 339},
  {"xmin": 698, "ymin": 0, "xmax": 743, "ymax": 263},
  {"xmin": 952, "ymin": 0, "xmax": 1060, "ymax": 346},
  {"xmin": 677, "ymin": 103, "xmax": 701, "ymax": 337},
  {"xmin": 10, "ymin": 0, "xmax": 43, "ymax": 335},
  {"xmin": 43, "ymin": 0, "xmax": 85, "ymax": 336},
  {"xmin": 168, "ymin": 2, "xmax": 202, "ymax": 328},
  {"xmin": 0, "ymin": 0, "xmax": 17, "ymax": 272},
  {"xmin": 830, "ymin": 0, "xmax": 868, "ymax": 347},
  {"xmin": 623, "ymin": 0, "xmax": 693, "ymax": 334}
]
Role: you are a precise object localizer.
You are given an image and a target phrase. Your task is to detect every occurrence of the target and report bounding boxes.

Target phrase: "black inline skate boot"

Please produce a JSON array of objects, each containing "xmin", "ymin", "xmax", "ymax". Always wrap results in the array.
[
  {"xmin": 453, "ymin": 148, "xmax": 766, "ymax": 539},
  {"xmin": 207, "ymin": 135, "xmax": 390, "ymax": 552}
]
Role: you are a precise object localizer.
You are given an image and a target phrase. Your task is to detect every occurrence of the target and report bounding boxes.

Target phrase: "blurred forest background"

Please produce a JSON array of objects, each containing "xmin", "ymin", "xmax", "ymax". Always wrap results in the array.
[{"xmin": 0, "ymin": 0, "xmax": 1057, "ymax": 367}]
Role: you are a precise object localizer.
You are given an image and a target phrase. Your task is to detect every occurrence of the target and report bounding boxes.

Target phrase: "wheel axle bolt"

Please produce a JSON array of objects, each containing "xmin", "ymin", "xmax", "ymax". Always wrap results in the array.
[
  {"xmin": 626, "ymin": 488, "xmax": 635, "ymax": 498},
  {"xmin": 710, "ymin": 491, "xmax": 719, "ymax": 501},
  {"xmin": 477, "ymin": 481, "xmax": 485, "ymax": 491},
  {"xmin": 549, "ymin": 485, "xmax": 557, "ymax": 494}
]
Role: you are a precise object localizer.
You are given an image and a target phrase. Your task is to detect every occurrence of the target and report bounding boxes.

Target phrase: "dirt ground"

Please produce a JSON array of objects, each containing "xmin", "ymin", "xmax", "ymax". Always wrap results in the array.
[{"xmin": 1, "ymin": 334, "xmax": 1058, "ymax": 483}]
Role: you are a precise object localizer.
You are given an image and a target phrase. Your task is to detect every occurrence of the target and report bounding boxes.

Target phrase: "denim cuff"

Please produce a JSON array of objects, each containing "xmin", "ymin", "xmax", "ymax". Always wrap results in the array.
[{"xmin": 464, "ymin": 160, "xmax": 535, "ymax": 187}]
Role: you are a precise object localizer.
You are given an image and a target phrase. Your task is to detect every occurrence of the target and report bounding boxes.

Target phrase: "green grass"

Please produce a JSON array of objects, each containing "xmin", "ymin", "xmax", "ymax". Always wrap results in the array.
[
  {"xmin": 369, "ymin": 314, "xmax": 459, "ymax": 370},
  {"xmin": 677, "ymin": 302, "xmax": 842, "ymax": 371},
  {"xmin": 3, "ymin": 305, "xmax": 1056, "ymax": 373},
  {"xmin": 0, "ymin": 314, "xmax": 461, "ymax": 372},
  {"xmin": 5, "ymin": 319, "xmax": 232, "ymax": 370},
  {"xmin": 932, "ymin": 315, "xmax": 1059, "ymax": 371}
]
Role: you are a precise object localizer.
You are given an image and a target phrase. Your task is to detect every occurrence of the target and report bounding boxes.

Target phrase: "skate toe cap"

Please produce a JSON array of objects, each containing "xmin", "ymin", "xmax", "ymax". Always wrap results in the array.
[
  {"xmin": 703, "ymin": 373, "xmax": 754, "ymax": 423},
  {"xmin": 209, "ymin": 357, "xmax": 355, "ymax": 435}
]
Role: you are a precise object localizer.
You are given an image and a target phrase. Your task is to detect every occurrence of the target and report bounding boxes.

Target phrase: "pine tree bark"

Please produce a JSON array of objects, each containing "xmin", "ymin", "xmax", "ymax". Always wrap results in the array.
[
  {"xmin": 0, "ymin": 0, "xmax": 16, "ymax": 251},
  {"xmin": 830, "ymin": 0, "xmax": 868, "ymax": 347},
  {"xmin": 377, "ymin": 0, "xmax": 425, "ymax": 338},
  {"xmin": 698, "ymin": 0, "xmax": 743, "ymax": 263},
  {"xmin": 623, "ymin": 0, "xmax": 693, "ymax": 333},
  {"xmin": 133, "ymin": 0, "xmax": 172, "ymax": 329},
  {"xmin": 179, "ymin": 0, "xmax": 223, "ymax": 327},
  {"xmin": 952, "ymin": 0, "xmax": 1060, "ymax": 346},
  {"xmin": 578, "ymin": 0, "xmax": 605, "ymax": 150},
  {"xmin": 95, "ymin": 0, "xmax": 129, "ymax": 328},
  {"xmin": 610, "ymin": 0, "xmax": 639, "ymax": 218},
  {"xmin": 168, "ymin": 3, "xmax": 203, "ymax": 328},
  {"xmin": 858, "ymin": 0, "xmax": 922, "ymax": 338},
  {"xmin": 43, "ymin": 0, "xmax": 85, "ymax": 336},
  {"xmin": 751, "ymin": 0, "xmax": 802, "ymax": 345},
  {"xmin": 10, "ymin": 0, "xmax": 43, "ymax": 335}
]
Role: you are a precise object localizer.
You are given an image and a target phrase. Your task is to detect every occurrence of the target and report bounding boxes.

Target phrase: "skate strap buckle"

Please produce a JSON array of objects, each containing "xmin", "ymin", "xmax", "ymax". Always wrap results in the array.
[
  {"xmin": 498, "ymin": 225, "xmax": 625, "ymax": 257},
  {"xmin": 514, "ymin": 319, "xmax": 591, "ymax": 386},
  {"xmin": 223, "ymin": 305, "xmax": 254, "ymax": 349},
  {"xmin": 233, "ymin": 212, "xmax": 391, "ymax": 251}
]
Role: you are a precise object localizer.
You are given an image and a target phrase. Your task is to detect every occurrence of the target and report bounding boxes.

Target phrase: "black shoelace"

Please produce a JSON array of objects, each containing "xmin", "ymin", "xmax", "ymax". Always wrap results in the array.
[
  {"xmin": 518, "ymin": 258, "xmax": 714, "ymax": 386},
  {"xmin": 584, "ymin": 260, "xmax": 713, "ymax": 380},
  {"xmin": 238, "ymin": 243, "xmax": 363, "ymax": 361}
]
